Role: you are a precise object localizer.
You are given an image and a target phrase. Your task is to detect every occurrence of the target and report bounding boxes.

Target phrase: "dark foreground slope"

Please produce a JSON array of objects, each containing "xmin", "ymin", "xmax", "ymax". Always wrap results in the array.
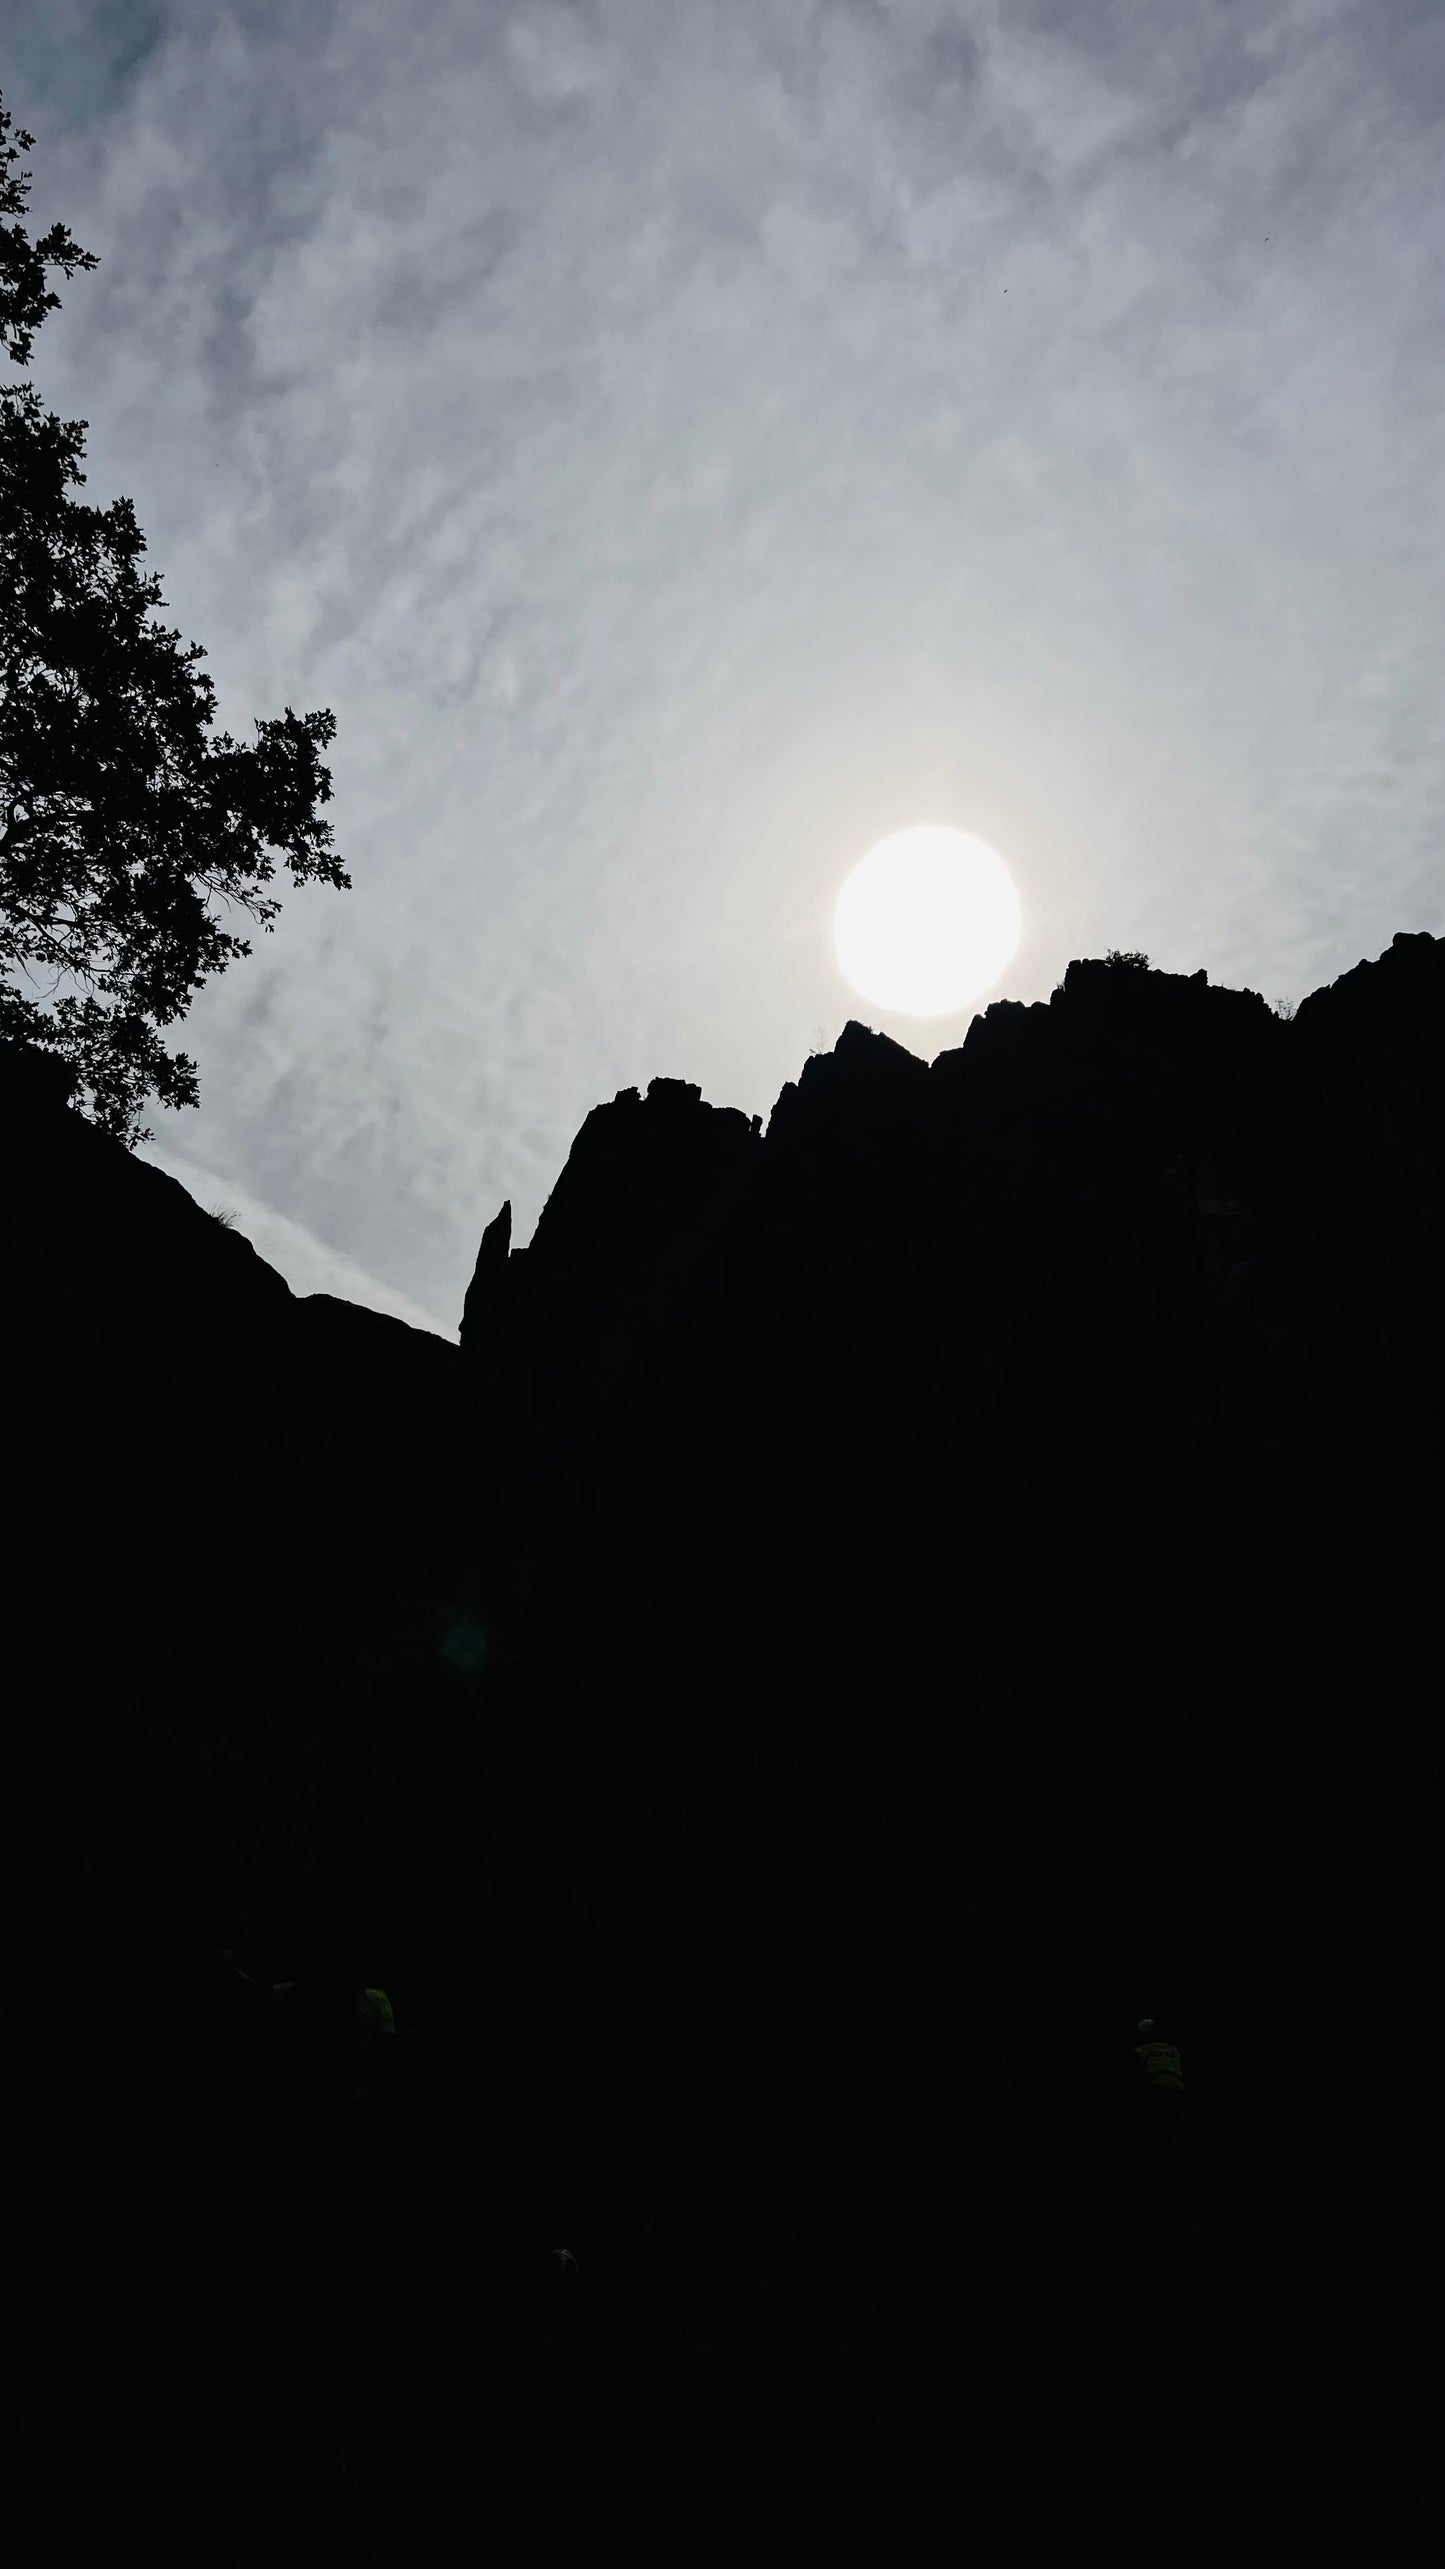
[{"xmin": 6, "ymin": 931, "xmax": 1441, "ymax": 2554}]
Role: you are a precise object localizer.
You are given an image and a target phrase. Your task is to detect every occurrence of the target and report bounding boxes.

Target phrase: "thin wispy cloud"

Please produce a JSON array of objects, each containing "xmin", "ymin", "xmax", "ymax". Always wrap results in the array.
[{"xmin": 8, "ymin": 0, "xmax": 1442, "ymax": 1331}]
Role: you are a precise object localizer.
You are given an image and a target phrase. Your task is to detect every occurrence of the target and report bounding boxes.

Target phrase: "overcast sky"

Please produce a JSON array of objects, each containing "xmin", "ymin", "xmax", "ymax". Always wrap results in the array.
[{"xmin": 8, "ymin": 0, "xmax": 1442, "ymax": 1335}]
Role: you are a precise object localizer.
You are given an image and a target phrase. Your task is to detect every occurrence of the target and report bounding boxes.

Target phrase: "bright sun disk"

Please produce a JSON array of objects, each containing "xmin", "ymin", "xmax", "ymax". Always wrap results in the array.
[{"xmin": 833, "ymin": 826, "xmax": 1022, "ymax": 1017}]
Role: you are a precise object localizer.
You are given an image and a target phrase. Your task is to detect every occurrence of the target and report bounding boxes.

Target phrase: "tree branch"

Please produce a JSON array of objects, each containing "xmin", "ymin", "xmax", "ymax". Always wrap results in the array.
[{"xmin": 1, "ymin": 898, "xmax": 95, "ymax": 982}]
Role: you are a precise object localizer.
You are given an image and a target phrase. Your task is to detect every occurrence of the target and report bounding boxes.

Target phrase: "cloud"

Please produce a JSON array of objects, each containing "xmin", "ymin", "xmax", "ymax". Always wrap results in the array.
[{"xmin": 6, "ymin": 0, "xmax": 1442, "ymax": 1318}]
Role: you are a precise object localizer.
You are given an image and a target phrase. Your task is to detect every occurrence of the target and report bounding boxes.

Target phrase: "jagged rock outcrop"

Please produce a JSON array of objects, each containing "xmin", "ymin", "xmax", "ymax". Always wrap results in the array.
[
  {"xmin": 448, "ymin": 930, "xmax": 1442, "ymax": 2079},
  {"xmin": 1293, "ymin": 924, "xmax": 1441, "ymax": 1058},
  {"xmin": 768, "ymin": 1016, "xmax": 929, "ymax": 1153},
  {"xmin": 528, "ymin": 1074, "xmax": 756, "ymax": 1294},
  {"xmin": 459, "ymin": 1195, "xmax": 511, "ymax": 1358}
]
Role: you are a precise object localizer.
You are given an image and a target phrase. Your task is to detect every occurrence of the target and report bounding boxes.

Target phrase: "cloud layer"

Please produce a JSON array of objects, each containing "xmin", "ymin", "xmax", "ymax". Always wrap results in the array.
[{"xmin": 8, "ymin": 0, "xmax": 1442, "ymax": 1331}]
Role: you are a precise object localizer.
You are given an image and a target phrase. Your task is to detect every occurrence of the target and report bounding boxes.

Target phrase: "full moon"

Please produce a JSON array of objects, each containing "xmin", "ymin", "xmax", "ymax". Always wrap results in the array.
[{"xmin": 834, "ymin": 826, "xmax": 1022, "ymax": 1017}]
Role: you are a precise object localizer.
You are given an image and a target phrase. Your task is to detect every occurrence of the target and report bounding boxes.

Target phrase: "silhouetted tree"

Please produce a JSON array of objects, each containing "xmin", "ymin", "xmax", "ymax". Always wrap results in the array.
[
  {"xmin": 0, "ymin": 96, "xmax": 347, "ymax": 1144},
  {"xmin": 1103, "ymin": 947, "xmax": 1150, "ymax": 969}
]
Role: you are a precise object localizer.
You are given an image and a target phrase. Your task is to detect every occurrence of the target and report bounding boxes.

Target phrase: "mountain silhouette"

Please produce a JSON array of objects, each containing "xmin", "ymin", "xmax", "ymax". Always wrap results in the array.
[{"xmin": 8, "ymin": 929, "xmax": 1439, "ymax": 2548}]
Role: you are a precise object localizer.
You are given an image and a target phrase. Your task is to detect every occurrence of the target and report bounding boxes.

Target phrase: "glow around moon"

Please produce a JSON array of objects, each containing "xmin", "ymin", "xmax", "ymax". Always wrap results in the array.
[{"xmin": 833, "ymin": 826, "xmax": 1022, "ymax": 1017}]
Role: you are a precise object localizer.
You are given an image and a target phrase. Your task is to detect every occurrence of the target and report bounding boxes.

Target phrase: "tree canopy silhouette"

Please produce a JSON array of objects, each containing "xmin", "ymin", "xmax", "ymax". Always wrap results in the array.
[{"xmin": 0, "ymin": 95, "xmax": 347, "ymax": 1144}]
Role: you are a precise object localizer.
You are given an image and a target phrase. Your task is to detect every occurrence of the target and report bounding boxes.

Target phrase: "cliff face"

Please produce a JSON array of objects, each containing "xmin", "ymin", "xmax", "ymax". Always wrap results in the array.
[
  {"xmin": 7, "ymin": 929, "xmax": 1442, "ymax": 2517},
  {"xmin": 463, "ymin": 932, "xmax": 1439, "ymax": 1694},
  {"xmin": 437, "ymin": 940, "xmax": 1440, "ymax": 2077}
]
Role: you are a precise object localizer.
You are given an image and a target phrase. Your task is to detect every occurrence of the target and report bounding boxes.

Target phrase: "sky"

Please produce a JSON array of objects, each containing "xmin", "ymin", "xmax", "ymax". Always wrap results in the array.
[{"xmin": 6, "ymin": 0, "xmax": 1442, "ymax": 1337}]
